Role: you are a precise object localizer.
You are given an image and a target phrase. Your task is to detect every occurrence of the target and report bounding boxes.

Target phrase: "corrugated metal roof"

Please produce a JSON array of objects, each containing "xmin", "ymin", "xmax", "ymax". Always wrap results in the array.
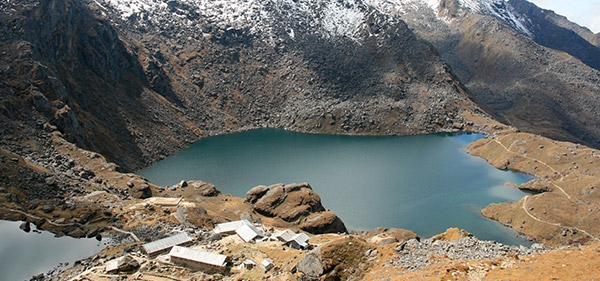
[
  {"xmin": 169, "ymin": 246, "xmax": 227, "ymax": 267},
  {"xmin": 142, "ymin": 233, "xmax": 193, "ymax": 255},
  {"xmin": 291, "ymin": 233, "xmax": 310, "ymax": 247},
  {"xmin": 273, "ymin": 229, "xmax": 295, "ymax": 242},
  {"xmin": 213, "ymin": 219, "xmax": 253, "ymax": 234},
  {"xmin": 150, "ymin": 197, "xmax": 182, "ymax": 206},
  {"xmin": 235, "ymin": 224, "xmax": 264, "ymax": 242}
]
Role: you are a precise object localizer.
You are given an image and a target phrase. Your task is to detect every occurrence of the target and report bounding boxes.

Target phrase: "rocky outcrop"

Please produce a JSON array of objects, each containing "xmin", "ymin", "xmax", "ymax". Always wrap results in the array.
[
  {"xmin": 300, "ymin": 211, "xmax": 347, "ymax": 234},
  {"xmin": 246, "ymin": 183, "xmax": 325, "ymax": 222},
  {"xmin": 365, "ymin": 227, "xmax": 420, "ymax": 246},
  {"xmin": 295, "ymin": 250, "xmax": 323, "ymax": 280},
  {"xmin": 246, "ymin": 183, "xmax": 346, "ymax": 234}
]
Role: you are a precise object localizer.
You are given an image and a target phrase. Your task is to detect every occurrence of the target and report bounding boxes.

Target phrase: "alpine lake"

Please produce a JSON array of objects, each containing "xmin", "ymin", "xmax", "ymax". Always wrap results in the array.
[{"xmin": 139, "ymin": 129, "xmax": 534, "ymax": 246}]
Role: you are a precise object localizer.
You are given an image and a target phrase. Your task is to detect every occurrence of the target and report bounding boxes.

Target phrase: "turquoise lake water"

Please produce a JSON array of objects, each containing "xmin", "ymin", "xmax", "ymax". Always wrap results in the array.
[
  {"xmin": 0, "ymin": 220, "xmax": 107, "ymax": 281},
  {"xmin": 139, "ymin": 129, "xmax": 533, "ymax": 245}
]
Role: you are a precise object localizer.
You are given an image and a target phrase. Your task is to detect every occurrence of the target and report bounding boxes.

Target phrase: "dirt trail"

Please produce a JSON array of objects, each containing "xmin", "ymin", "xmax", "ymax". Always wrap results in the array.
[
  {"xmin": 491, "ymin": 137, "xmax": 599, "ymax": 242},
  {"xmin": 492, "ymin": 139, "xmax": 572, "ymax": 201}
]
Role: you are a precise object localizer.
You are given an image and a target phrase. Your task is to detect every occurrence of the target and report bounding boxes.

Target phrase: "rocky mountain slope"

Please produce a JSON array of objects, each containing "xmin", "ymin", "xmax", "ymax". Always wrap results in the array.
[
  {"xmin": 1, "ymin": 0, "xmax": 486, "ymax": 172},
  {"xmin": 369, "ymin": 0, "xmax": 600, "ymax": 149}
]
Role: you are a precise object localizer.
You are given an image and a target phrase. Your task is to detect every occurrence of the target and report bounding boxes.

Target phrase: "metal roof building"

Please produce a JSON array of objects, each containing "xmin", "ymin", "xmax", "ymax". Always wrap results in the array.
[
  {"xmin": 273, "ymin": 229, "xmax": 296, "ymax": 242},
  {"xmin": 213, "ymin": 219, "xmax": 254, "ymax": 234},
  {"xmin": 235, "ymin": 223, "xmax": 264, "ymax": 242},
  {"xmin": 142, "ymin": 233, "xmax": 193, "ymax": 256},
  {"xmin": 290, "ymin": 232, "xmax": 310, "ymax": 248},
  {"xmin": 261, "ymin": 258, "xmax": 274, "ymax": 271},
  {"xmin": 169, "ymin": 246, "xmax": 228, "ymax": 273},
  {"xmin": 272, "ymin": 229, "xmax": 310, "ymax": 248}
]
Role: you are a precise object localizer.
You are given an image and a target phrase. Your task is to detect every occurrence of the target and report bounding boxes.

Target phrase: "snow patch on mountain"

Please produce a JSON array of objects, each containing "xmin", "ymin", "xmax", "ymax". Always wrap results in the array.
[
  {"xmin": 321, "ymin": 1, "xmax": 365, "ymax": 42},
  {"xmin": 94, "ymin": 0, "xmax": 535, "ymax": 45},
  {"xmin": 95, "ymin": 0, "xmax": 385, "ymax": 45},
  {"xmin": 465, "ymin": 0, "xmax": 533, "ymax": 36},
  {"xmin": 366, "ymin": 0, "xmax": 533, "ymax": 37},
  {"xmin": 364, "ymin": 0, "xmax": 436, "ymax": 15}
]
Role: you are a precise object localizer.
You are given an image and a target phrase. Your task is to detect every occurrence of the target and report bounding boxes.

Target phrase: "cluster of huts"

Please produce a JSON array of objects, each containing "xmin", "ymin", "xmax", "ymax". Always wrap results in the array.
[{"xmin": 106, "ymin": 219, "xmax": 311, "ymax": 275}]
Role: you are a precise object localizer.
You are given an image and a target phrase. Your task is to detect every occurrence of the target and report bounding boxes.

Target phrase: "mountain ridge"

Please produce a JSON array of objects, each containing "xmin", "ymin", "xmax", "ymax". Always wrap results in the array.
[{"xmin": 377, "ymin": 0, "xmax": 600, "ymax": 149}]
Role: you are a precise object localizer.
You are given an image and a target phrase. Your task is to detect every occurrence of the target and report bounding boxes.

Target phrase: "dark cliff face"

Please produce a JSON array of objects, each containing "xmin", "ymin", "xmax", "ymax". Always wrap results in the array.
[
  {"xmin": 396, "ymin": 0, "xmax": 600, "ymax": 149},
  {"xmin": 0, "ymin": 0, "xmax": 482, "ymax": 171},
  {"xmin": 0, "ymin": 0, "xmax": 203, "ymax": 171}
]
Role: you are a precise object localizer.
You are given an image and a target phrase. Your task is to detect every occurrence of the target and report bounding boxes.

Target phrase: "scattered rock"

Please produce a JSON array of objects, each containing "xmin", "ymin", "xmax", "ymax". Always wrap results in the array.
[
  {"xmin": 102, "ymin": 209, "xmax": 112, "ymax": 217},
  {"xmin": 42, "ymin": 204, "xmax": 55, "ymax": 213},
  {"xmin": 240, "ymin": 211, "xmax": 261, "ymax": 224},
  {"xmin": 30, "ymin": 273, "xmax": 45, "ymax": 281},
  {"xmin": 19, "ymin": 221, "xmax": 31, "ymax": 233},
  {"xmin": 392, "ymin": 235, "xmax": 548, "ymax": 271},
  {"xmin": 107, "ymin": 255, "xmax": 141, "ymax": 273},
  {"xmin": 64, "ymin": 226, "xmax": 86, "ymax": 238},
  {"xmin": 178, "ymin": 180, "xmax": 188, "ymax": 188},
  {"xmin": 5, "ymin": 193, "xmax": 20, "ymax": 203}
]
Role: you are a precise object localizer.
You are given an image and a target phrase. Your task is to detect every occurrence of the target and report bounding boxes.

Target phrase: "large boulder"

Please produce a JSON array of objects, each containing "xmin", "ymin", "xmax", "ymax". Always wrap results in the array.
[
  {"xmin": 246, "ymin": 183, "xmax": 325, "ymax": 222},
  {"xmin": 300, "ymin": 211, "xmax": 347, "ymax": 234},
  {"xmin": 295, "ymin": 249, "xmax": 323, "ymax": 280},
  {"xmin": 189, "ymin": 181, "xmax": 221, "ymax": 197},
  {"xmin": 131, "ymin": 182, "xmax": 152, "ymax": 199}
]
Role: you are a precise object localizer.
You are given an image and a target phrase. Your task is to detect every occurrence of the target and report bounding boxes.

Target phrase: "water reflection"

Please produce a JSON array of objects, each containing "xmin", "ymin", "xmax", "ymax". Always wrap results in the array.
[{"xmin": 0, "ymin": 220, "xmax": 107, "ymax": 281}]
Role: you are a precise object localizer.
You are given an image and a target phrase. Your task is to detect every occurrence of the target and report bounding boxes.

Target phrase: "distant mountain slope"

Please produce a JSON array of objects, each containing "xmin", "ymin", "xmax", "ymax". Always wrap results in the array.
[
  {"xmin": 369, "ymin": 0, "xmax": 600, "ymax": 148},
  {"xmin": 0, "ymin": 0, "xmax": 483, "ymax": 171}
]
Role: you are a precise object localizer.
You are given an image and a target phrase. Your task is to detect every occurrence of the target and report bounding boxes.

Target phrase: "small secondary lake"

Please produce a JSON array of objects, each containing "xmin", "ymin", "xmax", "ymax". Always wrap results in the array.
[
  {"xmin": 0, "ymin": 220, "xmax": 107, "ymax": 281},
  {"xmin": 139, "ymin": 129, "xmax": 533, "ymax": 245}
]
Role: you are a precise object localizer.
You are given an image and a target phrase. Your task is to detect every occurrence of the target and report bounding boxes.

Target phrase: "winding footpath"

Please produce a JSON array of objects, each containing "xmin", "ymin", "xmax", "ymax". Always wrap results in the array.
[
  {"xmin": 493, "ymin": 139, "xmax": 573, "ymax": 201},
  {"xmin": 492, "ymin": 138, "xmax": 599, "ymax": 242}
]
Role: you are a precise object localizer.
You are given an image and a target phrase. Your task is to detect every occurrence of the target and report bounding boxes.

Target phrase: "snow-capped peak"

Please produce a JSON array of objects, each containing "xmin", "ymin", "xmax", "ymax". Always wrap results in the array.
[
  {"xmin": 459, "ymin": 0, "xmax": 533, "ymax": 36},
  {"xmin": 366, "ymin": 0, "xmax": 533, "ymax": 37}
]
